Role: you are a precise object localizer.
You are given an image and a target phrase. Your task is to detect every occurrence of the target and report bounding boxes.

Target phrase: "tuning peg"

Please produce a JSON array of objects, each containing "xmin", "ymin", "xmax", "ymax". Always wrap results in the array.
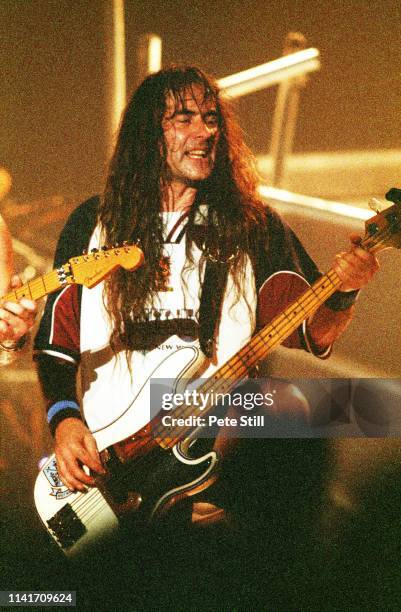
[
  {"xmin": 368, "ymin": 198, "xmax": 384, "ymax": 214},
  {"xmin": 82, "ymin": 249, "xmax": 87, "ymax": 255},
  {"xmin": 101, "ymin": 245, "xmax": 108, "ymax": 251},
  {"xmin": 91, "ymin": 248, "xmax": 99, "ymax": 253}
]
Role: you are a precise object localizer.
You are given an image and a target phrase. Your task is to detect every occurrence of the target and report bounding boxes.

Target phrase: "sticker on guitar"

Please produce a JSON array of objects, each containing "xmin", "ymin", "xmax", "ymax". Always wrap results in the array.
[{"xmin": 43, "ymin": 458, "xmax": 73, "ymax": 500}]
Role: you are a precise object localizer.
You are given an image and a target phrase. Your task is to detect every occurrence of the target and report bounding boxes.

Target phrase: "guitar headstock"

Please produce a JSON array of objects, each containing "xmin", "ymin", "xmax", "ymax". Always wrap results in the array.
[
  {"xmin": 363, "ymin": 188, "xmax": 401, "ymax": 253},
  {"xmin": 69, "ymin": 244, "xmax": 144, "ymax": 288}
]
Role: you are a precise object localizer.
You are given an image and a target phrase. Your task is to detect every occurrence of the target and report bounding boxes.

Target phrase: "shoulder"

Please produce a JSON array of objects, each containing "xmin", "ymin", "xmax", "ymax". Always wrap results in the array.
[
  {"xmin": 249, "ymin": 202, "xmax": 290, "ymax": 253},
  {"xmin": 54, "ymin": 196, "xmax": 100, "ymax": 266},
  {"xmin": 62, "ymin": 195, "xmax": 100, "ymax": 235}
]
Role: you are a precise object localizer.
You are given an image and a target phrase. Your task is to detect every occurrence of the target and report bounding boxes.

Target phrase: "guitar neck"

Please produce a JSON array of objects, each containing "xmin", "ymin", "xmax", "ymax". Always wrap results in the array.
[
  {"xmin": 154, "ymin": 267, "xmax": 342, "ymax": 446},
  {"xmin": 1, "ymin": 268, "xmax": 68, "ymax": 303}
]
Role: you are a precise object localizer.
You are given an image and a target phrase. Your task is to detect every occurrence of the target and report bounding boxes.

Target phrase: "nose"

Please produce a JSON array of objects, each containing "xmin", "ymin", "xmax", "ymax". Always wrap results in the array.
[{"xmin": 193, "ymin": 116, "xmax": 216, "ymax": 140}]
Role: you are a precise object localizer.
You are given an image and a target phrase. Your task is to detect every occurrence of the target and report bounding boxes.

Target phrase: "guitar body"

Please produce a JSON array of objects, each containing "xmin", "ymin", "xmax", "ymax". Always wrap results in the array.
[{"xmin": 35, "ymin": 436, "xmax": 217, "ymax": 558}]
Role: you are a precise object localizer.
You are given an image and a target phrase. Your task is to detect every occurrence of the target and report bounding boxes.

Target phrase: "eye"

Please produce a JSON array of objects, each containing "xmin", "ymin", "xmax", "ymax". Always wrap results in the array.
[
  {"xmin": 175, "ymin": 114, "xmax": 191, "ymax": 124},
  {"xmin": 204, "ymin": 113, "xmax": 219, "ymax": 128}
]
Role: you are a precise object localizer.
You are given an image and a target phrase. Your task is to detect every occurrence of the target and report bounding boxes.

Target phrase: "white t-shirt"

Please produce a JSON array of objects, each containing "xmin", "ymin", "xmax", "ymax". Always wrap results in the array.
[{"xmin": 80, "ymin": 211, "xmax": 256, "ymax": 448}]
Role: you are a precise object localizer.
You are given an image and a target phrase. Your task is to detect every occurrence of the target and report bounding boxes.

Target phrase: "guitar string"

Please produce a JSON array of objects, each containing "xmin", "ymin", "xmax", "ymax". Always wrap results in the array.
[
  {"xmin": 150, "ymin": 266, "xmax": 344, "ymax": 436},
  {"xmin": 68, "ymin": 227, "xmax": 393, "ymax": 524}
]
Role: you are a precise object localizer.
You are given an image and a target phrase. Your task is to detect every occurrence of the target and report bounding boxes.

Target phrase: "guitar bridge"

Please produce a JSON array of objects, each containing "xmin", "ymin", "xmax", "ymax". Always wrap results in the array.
[{"xmin": 47, "ymin": 504, "xmax": 86, "ymax": 549}]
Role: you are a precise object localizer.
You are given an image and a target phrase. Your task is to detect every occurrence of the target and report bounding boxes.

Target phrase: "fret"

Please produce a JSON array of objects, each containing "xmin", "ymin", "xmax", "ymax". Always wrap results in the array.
[{"xmin": 1, "ymin": 270, "xmax": 62, "ymax": 304}]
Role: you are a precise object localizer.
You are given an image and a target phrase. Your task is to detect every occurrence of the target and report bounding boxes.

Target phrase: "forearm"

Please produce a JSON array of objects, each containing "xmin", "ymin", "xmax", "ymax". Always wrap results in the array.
[{"xmin": 36, "ymin": 353, "xmax": 82, "ymax": 435}]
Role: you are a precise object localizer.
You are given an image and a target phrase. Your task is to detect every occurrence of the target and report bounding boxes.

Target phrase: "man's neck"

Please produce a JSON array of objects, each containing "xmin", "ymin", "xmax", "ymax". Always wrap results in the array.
[{"xmin": 162, "ymin": 182, "xmax": 197, "ymax": 212}]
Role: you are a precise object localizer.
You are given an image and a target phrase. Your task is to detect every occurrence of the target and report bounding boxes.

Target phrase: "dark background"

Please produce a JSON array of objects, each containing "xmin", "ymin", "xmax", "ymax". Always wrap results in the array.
[
  {"xmin": 1, "ymin": 3, "xmax": 401, "ymax": 608},
  {"xmin": 2, "ymin": 0, "xmax": 400, "ymax": 204}
]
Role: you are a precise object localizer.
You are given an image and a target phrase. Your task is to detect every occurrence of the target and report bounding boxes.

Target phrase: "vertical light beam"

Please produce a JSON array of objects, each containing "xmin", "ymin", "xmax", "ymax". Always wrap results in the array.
[
  {"xmin": 147, "ymin": 35, "xmax": 162, "ymax": 74},
  {"xmin": 111, "ymin": 0, "xmax": 126, "ymax": 135}
]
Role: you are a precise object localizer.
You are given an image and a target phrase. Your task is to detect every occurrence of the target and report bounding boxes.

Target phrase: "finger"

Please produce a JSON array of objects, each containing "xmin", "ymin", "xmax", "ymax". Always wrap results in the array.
[
  {"xmin": 334, "ymin": 257, "xmax": 362, "ymax": 280},
  {"xmin": 10, "ymin": 275, "xmax": 22, "ymax": 289},
  {"xmin": 349, "ymin": 233, "xmax": 362, "ymax": 246},
  {"xmin": 333, "ymin": 258, "xmax": 359, "ymax": 286},
  {"xmin": 59, "ymin": 471, "xmax": 87, "ymax": 492},
  {"xmin": 1, "ymin": 301, "xmax": 26, "ymax": 317},
  {"xmin": 336, "ymin": 250, "xmax": 377, "ymax": 274},
  {"xmin": 0, "ymin": 319, "xmax": 9, "ymax": 335},
  {"xmin": 76, "ymin": 443, "xmax": 104, "ymax": 475},
  {"xmin": 64, "ymin": 455, "xmax": 96, "ymax": 487},
  {"xmin": 334, "ymin": 255, "xmax": 358, "ymax": 276},
  {"xmin": 350, "ymin": 245, "xmax": 379, "ymax": 266},
  {"xmin": 2, "ymin": 300, "xmax": 37, "ymax": 318},
  {"xmin": 0, "ymin": 310, "xmax": 27, "ymax": 340},
  {"xmin": 349, "ymin": 255, "xmax": 379, "ymax": 279},
  {"xmin": 0, "ymin": 303, "xmax": 36, "ymax": 335},
  {"xmin": 83, "ymin": 434, "xmax": 105, "ymax": 473},
  {"xmin": 19, "ymin": 298, "xmax": 37, "ymax": 312},
  {"xmin": 56, "ymin": 456, "xmax": 87, "ymax": 492},
  {"xmin": 58, "ymin": 446, "xmax": 96, "ymax": 487}
]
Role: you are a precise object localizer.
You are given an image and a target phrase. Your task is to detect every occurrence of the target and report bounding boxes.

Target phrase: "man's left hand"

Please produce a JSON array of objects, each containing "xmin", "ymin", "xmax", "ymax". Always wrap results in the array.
[
  {"xmin": 333, "ymin": 233, "xmax": 380, "ymax": 292},
  {"xmin": 0, "ymin": 275, "xmax": 37, "ymax": 344}
]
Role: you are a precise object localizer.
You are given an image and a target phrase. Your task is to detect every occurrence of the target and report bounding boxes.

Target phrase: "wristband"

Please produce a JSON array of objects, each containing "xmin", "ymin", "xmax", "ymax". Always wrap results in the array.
[
  {"xmin": 47, "ymin": 400, "xmax": 82, "ymax": 437},
  {"xmin": 325, "ymin": 289, "xmax": 359, "ymax": 312},
  {"xmin": 47, "ymin": 400, "xmax": 80, "ymax": 423}
]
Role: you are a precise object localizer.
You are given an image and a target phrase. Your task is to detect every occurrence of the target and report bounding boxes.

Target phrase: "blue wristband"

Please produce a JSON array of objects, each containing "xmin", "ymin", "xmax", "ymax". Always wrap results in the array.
[{"xmin": 47, "ymin": 400, "xmax": 80, "ymax": 423}]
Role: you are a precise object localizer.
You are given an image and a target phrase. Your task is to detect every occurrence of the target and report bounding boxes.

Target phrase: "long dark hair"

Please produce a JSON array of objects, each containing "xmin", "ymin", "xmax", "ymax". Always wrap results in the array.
[{"xmin": 99, "ymin": 65, "xmax": 266, "ymax": 350}]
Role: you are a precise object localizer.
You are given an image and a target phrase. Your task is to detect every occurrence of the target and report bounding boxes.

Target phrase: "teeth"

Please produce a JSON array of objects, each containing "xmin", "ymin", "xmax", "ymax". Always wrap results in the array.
[{"xmin": 187, "ymin": 150, "xmax": 207, "ymax": 158}]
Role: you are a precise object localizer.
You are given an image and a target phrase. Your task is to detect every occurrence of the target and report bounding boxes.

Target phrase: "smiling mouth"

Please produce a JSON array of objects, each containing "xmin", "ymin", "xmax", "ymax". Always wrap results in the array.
[{"xmin": 185, "ymin": 149, "xmax": 209, "ymax": 159}]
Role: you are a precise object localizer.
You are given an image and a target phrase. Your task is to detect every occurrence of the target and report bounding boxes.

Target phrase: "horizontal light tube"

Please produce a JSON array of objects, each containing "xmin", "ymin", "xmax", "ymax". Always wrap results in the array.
[
  {"xmin": 258, "ymin": 185, "xmax": 372, "ymax": 221},
  {"xmin": 218, "ymin": 48, "xmax": 320, "ymax": 99}
]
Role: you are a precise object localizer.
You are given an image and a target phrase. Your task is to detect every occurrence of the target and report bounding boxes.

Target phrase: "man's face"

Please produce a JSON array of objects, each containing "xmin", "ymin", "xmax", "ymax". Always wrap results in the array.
[{"xmin": 161, "ymin": 85, "xmax": 220, "ymax": 187}]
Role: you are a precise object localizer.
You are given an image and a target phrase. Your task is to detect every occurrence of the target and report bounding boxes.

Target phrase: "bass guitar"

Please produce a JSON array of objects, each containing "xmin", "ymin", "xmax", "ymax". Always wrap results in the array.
[{"xmin": 34, "ymin": 193, "xmax": 401, "ymax": 557}]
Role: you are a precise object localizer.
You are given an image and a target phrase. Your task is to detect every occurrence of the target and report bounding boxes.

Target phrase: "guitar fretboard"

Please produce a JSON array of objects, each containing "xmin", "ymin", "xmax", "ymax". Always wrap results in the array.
[{"xmin": 1, "ymin": 269, "xmax": 65, "ymax": 303}]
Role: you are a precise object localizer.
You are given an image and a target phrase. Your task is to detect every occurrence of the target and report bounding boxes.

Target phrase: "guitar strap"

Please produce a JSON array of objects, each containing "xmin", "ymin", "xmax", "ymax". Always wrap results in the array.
[{"xmin": 198, "ymin": 258, "xmax": 229, "ymax": 358}]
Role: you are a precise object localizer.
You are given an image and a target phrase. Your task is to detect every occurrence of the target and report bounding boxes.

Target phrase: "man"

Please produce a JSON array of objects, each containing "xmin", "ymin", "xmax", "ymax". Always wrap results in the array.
[
  {"xmin": 0, "ymin": 213, "xmax": 37, "ymax": 361},
  {"xmin": 34, "ymin": 66, "xmax": 378, "ymax": 512}
]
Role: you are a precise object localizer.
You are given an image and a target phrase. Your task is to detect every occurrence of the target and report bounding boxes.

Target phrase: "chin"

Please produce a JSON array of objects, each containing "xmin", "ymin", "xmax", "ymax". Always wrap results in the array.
[{"xmin": 189, "ymin": 175, "xmax": 214, "ymax": 188}]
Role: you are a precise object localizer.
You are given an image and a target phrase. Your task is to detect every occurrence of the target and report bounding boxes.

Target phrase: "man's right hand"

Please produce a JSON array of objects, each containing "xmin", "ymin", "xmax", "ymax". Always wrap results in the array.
[{"xmin": 55, "ymin": 418, "xmax": 105, "ymax": 491}]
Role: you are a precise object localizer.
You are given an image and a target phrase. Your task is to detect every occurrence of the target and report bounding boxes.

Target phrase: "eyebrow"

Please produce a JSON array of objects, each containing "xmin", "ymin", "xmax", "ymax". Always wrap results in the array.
[{"xmin": 170, "ymin": 108, "xmax": 218, "ymax": 118}]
